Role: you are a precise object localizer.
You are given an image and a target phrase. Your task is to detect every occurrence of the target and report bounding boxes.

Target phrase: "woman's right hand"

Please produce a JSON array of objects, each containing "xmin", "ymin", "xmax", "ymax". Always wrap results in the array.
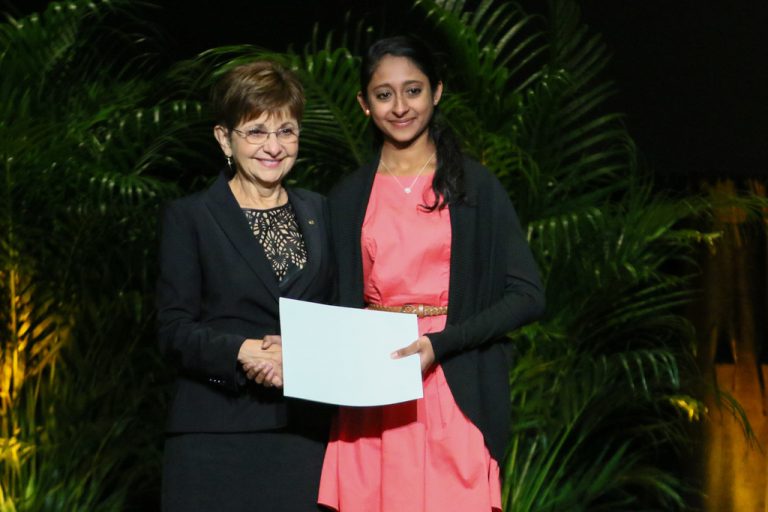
[{"xmin": 238, "ymin": 337, "xmax": 283, "ymax": 388}]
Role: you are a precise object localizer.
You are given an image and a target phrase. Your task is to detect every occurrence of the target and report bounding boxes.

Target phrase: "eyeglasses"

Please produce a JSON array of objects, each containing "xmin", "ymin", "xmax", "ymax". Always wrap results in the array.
[{"xmin": 231, "ymin": 126, "xmax": 299, "ymax": 145}]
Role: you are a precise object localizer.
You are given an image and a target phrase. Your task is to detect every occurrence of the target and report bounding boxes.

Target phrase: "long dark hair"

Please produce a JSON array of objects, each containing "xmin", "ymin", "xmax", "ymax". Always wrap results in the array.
[{"xmin": 360, "ymin": 36, "xmax": 465, "ymax": 210}]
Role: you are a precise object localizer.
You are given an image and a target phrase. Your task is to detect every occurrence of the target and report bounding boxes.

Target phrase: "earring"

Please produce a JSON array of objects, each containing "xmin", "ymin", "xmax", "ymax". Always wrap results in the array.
[
  {"xmin": 226, "ymin": 155, "xmax": 234, "ymax": 170},
  {"xmin": 365, "ymin": 109, "xmax": 370, "ymax": 116}
]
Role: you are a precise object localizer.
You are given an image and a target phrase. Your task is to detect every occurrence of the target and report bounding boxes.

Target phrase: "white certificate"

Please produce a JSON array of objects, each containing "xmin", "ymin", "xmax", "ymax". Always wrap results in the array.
[{"xmin": 279, "ymin": 298, "xmax": 423, "ymax": 406}]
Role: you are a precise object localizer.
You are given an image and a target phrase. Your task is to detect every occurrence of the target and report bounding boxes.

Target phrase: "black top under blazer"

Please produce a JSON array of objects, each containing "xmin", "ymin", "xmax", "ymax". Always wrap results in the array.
[
  {"xmin": 328, "ymin": 156, "xmax": 545, "ymax": 463},
  {"xmin": 156, "ymin": 172, "xmax": 335, "ymax": 433}
]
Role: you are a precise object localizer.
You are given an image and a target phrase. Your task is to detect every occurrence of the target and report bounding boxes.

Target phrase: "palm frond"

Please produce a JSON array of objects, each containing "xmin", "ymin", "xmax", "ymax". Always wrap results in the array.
[
  {"xmin": 292, "ymin": 40, "xmax": 372, "ymax": 189},
  {"xmin": 416, "ymin": 0, "xmax": 547, "ymax": 128},
  {"xmin": 505, "ymin": 346, "xmax": 687, "ymax": 511}
]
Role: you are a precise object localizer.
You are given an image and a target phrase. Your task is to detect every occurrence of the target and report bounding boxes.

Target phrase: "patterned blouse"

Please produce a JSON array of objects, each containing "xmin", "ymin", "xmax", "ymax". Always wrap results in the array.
[{"xmin": 242, "ymin": 203, "xmax": 307, "ymax": 283}]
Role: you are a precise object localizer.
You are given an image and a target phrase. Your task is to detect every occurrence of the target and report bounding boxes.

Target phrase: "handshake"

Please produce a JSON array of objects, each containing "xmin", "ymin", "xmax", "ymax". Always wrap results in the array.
[{"xmin": 237, "ymin": 335, "xmax": 284, "ymax": 388}]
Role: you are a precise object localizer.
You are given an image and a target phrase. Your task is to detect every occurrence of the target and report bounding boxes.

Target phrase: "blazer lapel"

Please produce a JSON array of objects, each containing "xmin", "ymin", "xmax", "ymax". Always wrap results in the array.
[
  {"xmin": 204, "ymin": 173, "xmax": 280, "ymax": 301},
  {"xmin": 281, "ymin": 189, "xmax": 321, "ymax": 294}
]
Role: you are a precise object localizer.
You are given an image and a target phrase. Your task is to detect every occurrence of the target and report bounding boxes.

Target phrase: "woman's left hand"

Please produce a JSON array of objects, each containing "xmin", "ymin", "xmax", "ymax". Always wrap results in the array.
[{"xmin": 392, "ymin": 335, "xmax": 435, "ymax": 373}]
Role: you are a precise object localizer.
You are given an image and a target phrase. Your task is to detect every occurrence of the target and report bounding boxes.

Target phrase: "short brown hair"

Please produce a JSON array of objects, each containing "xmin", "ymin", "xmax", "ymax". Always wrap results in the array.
[{"xmin": 210, "ymin": 60, "xmax": 305, "ymax": 129}]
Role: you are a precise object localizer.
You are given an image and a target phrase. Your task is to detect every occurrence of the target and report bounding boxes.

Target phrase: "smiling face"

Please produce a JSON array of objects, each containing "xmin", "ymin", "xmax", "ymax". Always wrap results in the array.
[
  {"xmin": 359, "ymin": 55, "xmax": 442, "ymax": 148},
  {"xmin": 214, "ymin": 110, "xmax": 299, "ymax": 188}
]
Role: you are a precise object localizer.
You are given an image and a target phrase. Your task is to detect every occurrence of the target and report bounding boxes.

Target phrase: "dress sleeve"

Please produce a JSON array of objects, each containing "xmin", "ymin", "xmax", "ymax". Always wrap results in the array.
[
  {"xmin": 155, "ymin": 201, "xmax": 246, "ymax": 392},
  {"xmin": 427, "ymin": 182, "xmax": 545, "ymax": 361}
]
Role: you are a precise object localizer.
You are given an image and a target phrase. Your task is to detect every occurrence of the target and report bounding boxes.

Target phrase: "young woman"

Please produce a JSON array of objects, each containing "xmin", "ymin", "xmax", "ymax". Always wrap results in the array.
[{"xmin": 318, "ymin": 36, "xmax": 545, "ymax": 511}]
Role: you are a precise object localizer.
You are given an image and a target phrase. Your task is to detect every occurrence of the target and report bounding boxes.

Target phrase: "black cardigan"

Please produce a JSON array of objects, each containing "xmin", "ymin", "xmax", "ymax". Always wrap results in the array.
[{"xmin": 328, "ymin": 156, "xmax": 545, "ymax": 462}]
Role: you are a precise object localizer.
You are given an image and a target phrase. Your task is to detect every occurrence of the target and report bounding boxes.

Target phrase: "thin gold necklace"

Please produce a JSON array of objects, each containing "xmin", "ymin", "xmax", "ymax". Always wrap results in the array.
[{"xmin": 379, "ymin": 153, "xmax": 435, "ymax": 194}]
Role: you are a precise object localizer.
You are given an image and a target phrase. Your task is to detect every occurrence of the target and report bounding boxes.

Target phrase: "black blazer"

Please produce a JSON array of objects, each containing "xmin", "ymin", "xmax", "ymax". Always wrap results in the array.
[
  {"xmin": 329, "ymin": 156, "xmax": 545, "ymax": 462},
  {"xmin": 156, "ymin": 172, "xmax": 335, "ymax": 433}
]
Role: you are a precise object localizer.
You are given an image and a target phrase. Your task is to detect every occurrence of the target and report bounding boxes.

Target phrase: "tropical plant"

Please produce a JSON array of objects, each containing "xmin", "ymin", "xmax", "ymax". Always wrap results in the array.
[
  {"xmin": 0, "ymin": 0, "xmax": 721, "ymax": 509},
  {"xmin": 0, "ymin": 0, "xmax": 203, "ymax": 509}
]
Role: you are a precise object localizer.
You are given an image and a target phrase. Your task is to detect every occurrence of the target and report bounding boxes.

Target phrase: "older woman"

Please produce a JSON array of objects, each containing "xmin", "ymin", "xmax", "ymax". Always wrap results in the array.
[{"xmin": 156, "ymin": 61, "xmax": 334, "ymax": 512}]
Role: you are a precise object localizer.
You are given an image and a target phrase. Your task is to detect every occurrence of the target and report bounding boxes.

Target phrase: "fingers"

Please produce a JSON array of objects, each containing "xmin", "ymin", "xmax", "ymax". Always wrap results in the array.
[
  {"xmin": 260, "ymin": 366, "xmax": 283, "ymax": 388},
  {"xmin": 244, "ymin": 361, "xmax": 268, "ymax": 381},
  {"xmin": 243, "ymin": 360, "xmax": 283, "ymax": 388},
  {"xmin": 261, "ymin": 335, "xmax": 282, "ymax": 349},
  {"xmin": 255, "ymin": 365, "xmax": 272, "ymax": 385},
  {"xmin": 391, "ymin": 336, "xmax": 436, "ymax": 374},
  {"xmin": 391, "ymin": 339, "xmax": 421, "ymax": 359}
]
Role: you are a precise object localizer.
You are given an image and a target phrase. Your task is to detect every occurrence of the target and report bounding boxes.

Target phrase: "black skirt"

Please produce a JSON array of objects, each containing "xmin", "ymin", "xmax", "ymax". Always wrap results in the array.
[{"xmin": 162, "ymin": 425, "xmax": 328, "ymax": 512}]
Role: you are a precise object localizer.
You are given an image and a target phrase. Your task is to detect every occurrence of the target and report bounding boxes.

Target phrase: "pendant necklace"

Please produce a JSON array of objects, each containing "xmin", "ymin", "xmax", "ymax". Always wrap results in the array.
[{"xmin": 379, "ymin": 153, "xmax": 435, "ymax": 194}]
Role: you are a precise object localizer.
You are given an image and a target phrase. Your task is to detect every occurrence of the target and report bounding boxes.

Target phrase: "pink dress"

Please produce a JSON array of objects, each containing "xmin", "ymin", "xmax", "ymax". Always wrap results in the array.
[{"xmin": 318, "ymin": 172, "xmax": 502, "ymax": 512}]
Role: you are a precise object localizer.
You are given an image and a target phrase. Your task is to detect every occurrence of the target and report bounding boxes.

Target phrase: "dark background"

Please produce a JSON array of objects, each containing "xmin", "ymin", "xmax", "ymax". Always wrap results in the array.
[
  {"xmin": 8, "ymin": 0, "xmax": 768, "ymax": 181},
  {"xmin": 574, "ymin": 1, "xmax": 768, "ymax": 181}
]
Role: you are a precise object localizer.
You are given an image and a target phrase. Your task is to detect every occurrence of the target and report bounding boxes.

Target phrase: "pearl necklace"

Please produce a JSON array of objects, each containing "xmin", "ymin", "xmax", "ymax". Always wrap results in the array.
[{"xmin": 379, "ymin": 153, "xmax": 435, "ymax": 194}]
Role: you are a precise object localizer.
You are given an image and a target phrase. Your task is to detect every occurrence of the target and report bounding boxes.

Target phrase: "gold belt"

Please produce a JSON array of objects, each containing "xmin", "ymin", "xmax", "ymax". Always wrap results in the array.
[{"xmin": 366, "ymin": 303, "xmax": 448, "ymax": 317}]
